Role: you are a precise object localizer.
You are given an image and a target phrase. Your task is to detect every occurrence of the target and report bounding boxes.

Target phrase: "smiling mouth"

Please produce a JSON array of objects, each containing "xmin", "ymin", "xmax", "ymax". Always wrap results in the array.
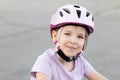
[{"xmin": 67, "ymin": 46, "xmax": 76, "ymax": 49}]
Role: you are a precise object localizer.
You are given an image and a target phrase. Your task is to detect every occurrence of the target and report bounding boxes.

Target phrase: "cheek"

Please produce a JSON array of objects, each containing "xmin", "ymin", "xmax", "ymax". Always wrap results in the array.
[
  {"xmin": 59, "ymin": 38, "xmax": 66, "ymax": 45},
  {"xmin": 58, "ymin": 38, "xmax": 69, "ymax": 49},
  {"xmin": 78, "ymin": 40, "xmax": 85, "ymax": 48},
  {"xmin": 58, "ymin": 34, "xmax": 67, "ymax": 43}
]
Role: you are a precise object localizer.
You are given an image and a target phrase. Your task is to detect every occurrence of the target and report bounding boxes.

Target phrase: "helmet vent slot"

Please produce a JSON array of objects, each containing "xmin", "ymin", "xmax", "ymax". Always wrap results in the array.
[
  {"xmin": 86, "ymin": 12, "xmax": 90, "ymax": 17},
  {"xmin": 92, "ymin": 16, "xmax": 94, "ymax": 21},
  {"xmin": 59, "ymin": 11, "xmax": 63, "ymax": 17},
  {"xmin": 63, "ymin": 8, "xmax": 70, "ymax": 14},
  {"xmin": 74, "ymin": 5, "xmax": 80, "ymax": 8},
  {"xmin": 76, "ymin": 10, "xmax": 81, "ymax": 18}
]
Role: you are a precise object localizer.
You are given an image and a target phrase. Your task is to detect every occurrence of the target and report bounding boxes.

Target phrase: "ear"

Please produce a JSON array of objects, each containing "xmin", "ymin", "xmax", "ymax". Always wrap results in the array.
[{"xmin": 51, "ymin": 30, "xmax": 58, "ymax": 43}]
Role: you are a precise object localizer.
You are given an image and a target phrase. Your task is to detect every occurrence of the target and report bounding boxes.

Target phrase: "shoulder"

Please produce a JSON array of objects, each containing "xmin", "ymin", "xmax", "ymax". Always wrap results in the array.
[
  {"xmin": 77, "ymin": 54, "xmax": 90, "ymax": 64},
  {"xmin": 77, "ymin": 54, "xmax": 95, "ymax": 76},
  {"xmin": 31, "ymin": 48, "xmax": 56, "ymax": 78},
  {"xmin": 77, "ymin": 54, "xmax": 86, "ymax": 63},
  {"xmin": 36, "ymin": 48, "xmax": 56, "ymax": 63}
]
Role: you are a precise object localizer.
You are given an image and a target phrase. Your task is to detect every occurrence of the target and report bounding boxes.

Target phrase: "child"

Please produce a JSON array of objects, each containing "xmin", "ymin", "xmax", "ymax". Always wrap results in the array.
[{"xmin": 31, "ymin": 4, "xmax": 108, "ymax": 80}]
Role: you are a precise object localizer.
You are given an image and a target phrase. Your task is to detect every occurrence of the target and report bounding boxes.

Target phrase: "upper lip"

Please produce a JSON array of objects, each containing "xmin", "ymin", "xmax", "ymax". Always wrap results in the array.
[{"xmin": 67, "ymin": 46, "xmax": 76, "ymax": 49}]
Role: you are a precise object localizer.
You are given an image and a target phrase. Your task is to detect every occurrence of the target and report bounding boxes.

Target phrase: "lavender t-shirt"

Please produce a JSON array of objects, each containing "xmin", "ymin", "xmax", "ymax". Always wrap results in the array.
[{"xmin": 31, "ymin": 48, "xmax": 94, "ymax": 80}]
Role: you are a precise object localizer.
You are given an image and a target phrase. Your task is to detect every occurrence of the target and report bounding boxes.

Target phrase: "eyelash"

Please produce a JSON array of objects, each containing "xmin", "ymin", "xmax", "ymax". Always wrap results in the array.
[
  {"xmin": 64, "ymin": 33, "xmax": 70, "ymax": 35},
  {"xmin": 77, "ymin": 36, "xmax": 84, "ymax": 39}
]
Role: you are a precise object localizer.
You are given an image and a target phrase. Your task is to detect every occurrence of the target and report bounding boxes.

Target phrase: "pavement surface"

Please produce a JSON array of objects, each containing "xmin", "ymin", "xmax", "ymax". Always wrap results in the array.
[{"xmin": 0, "ymin": 0, "xmax": 120, "ymax": 80}]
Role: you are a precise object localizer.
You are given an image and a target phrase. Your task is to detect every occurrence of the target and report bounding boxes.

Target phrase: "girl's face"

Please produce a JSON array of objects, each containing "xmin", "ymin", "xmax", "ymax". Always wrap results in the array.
[{"xmin": 52, "ymin": 25, "xmax": 86, "ymax": 57}]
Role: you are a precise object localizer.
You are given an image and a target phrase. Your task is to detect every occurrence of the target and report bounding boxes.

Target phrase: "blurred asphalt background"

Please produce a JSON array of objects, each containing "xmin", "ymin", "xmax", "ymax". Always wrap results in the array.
[{"xmin": 0, "ymin": 0, "xmax": 120, "ymax": 80}]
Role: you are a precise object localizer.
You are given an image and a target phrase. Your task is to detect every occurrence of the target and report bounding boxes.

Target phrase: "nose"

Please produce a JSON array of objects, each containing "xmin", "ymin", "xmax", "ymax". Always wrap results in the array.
[{"xmin": 70, "ymin": 36, "xmax": 77, "ymax": 44}]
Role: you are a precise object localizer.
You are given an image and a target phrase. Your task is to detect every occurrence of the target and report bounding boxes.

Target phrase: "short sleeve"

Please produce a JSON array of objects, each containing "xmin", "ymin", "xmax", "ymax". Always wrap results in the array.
[
  {"xmin": 31, "ymin": 56, "xmax": 52, "ymax": 80},
  {"xmin": 82, "ymin": 56, "xmax": 95, "ymax": 76}
]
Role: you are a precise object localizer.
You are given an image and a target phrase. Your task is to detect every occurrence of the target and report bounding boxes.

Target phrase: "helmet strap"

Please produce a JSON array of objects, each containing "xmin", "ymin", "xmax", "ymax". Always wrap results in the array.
[{"xmin": 57, "ymin": 49, "xmax": 79, "ymax": 62}]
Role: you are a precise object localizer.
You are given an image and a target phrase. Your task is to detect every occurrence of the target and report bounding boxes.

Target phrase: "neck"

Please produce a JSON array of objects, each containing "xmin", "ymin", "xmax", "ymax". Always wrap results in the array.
[{"xmin": 57, "ymin": 53, "xmax": 75, "ymax": 71}]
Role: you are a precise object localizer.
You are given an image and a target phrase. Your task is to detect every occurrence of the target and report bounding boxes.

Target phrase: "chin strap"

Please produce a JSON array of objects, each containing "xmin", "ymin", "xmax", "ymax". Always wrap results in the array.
[{"xmin": 57, "ymin": 49, "xmax": 79, "ymax": 62}]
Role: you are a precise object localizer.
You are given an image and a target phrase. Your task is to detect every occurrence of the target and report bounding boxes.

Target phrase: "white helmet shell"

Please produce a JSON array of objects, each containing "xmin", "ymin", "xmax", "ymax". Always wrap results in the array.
[{"xmin": 50, "ymin": 4, "xmax": 94, "ymax": 34}]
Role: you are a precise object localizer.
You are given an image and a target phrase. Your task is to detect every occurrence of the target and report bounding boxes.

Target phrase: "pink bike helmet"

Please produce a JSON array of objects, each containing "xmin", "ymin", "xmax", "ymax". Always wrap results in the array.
[{"xmin": 50, "ymin": 4, "xmax": 94, "ymax": 35}]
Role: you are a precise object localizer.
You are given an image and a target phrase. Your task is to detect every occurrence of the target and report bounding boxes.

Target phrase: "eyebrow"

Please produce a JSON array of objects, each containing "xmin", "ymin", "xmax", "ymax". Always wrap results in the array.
[{"xmin": 63, "ymin": 30, "xmax": 85, "ymax": 36}]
